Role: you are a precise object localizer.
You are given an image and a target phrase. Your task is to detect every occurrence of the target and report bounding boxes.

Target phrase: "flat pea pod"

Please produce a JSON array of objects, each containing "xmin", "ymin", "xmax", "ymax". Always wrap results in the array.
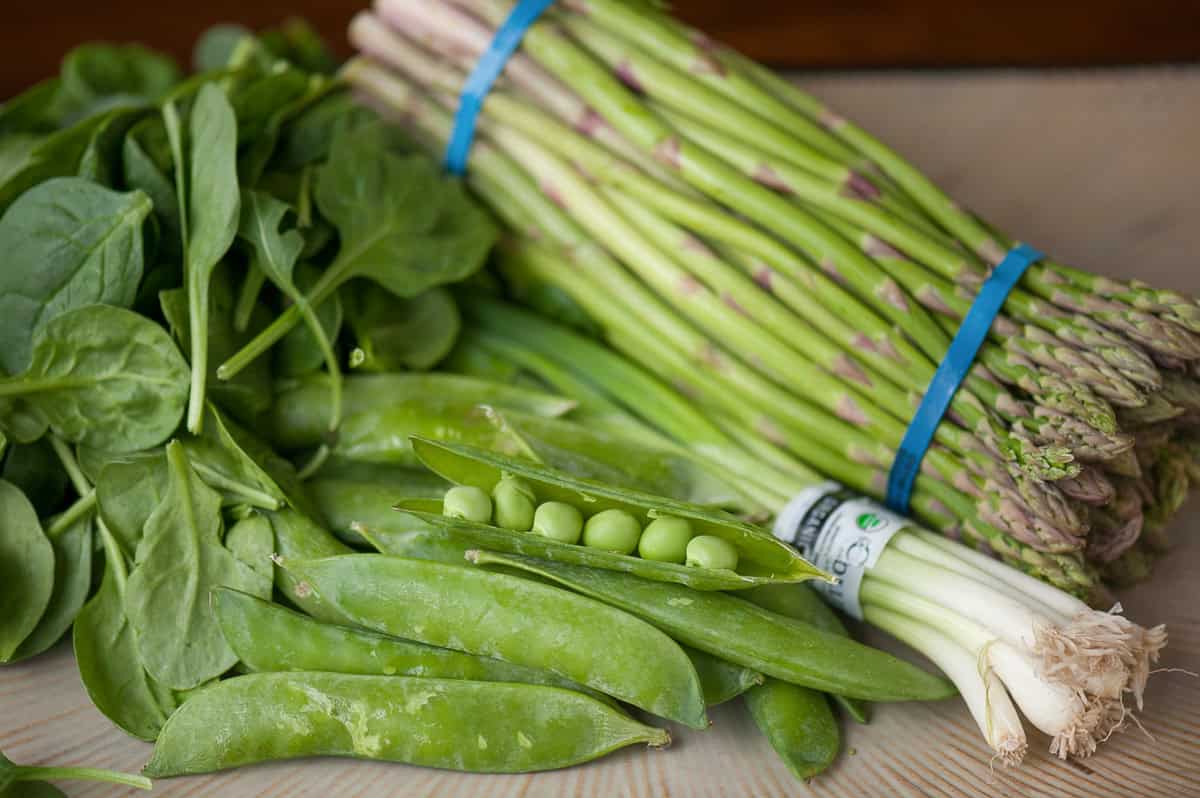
[
  {"xmin": 746, "ymin": 678, "xmax": 839, "ymax": 781},
  {"xmin": 404, "ymin": 437, "xmax": 827, "ymax": 589},
  {"xmin": 399, "ymin": 504, "xmax": 775, "ymax": 591},
  {"xmin": 684, "ymin": 646, "xmax": 763, "ymax": 707},
  {"xmin": 282, "ymin": 554, "xmax": 708, "ymax": 729},
  {"xmin": 745, "ymin": 584, "xmax": 870, "ymax": 723},
  {"xmin": 212, "ymin": 587, "xmax": 608, "ymax": 701},
  {"xmin": 308, "ymin": 476, "xmax": 444, "ymax": 547},
  {"xmin": 143, "ymin": 672, "xmax": 669, "ymax": 777},
  {"xmin": 329, "ymin": 400, "xmax": 535, "ymax": 468},
  {"xmin": 268, "ymin": 373, "xmax": 576, "ymax": 450},
  {"xmin": 466, "ymin": 551, "xmax": 955, "ymax": 703},
  {"xmin": 265, "ymin": 509, "xmax": 352, "ymax": 618}
]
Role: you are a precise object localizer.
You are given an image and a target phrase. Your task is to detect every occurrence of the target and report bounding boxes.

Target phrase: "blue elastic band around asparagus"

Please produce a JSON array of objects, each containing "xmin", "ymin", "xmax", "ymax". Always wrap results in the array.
[
  {"xmin": 885, "ymin": 243, "xmax": 1044, "ymax": 513},
  {"xmin": 444, "ymin": 0, "xmax": 556, "ymax": 174}
]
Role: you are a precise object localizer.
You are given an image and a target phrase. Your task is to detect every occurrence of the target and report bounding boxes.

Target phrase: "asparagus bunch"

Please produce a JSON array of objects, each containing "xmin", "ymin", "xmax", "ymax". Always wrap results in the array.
[{"xmin": 344, "ymin": 0, "xmax": 1199, "ymax": 592}]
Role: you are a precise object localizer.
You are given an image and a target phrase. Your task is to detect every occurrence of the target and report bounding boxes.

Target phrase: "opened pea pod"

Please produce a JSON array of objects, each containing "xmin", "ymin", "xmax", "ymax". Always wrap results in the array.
[{"xmin": 401, "ymin": 437, "xmax": 828, "ymax": 590}]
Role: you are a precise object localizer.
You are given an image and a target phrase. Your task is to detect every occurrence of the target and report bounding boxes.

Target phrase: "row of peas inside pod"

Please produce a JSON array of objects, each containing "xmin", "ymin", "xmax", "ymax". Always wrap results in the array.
[
  {"xmin": 444, "ymin": 479, "xmax": 740, "ymax": 571},
  {"xmin": 393, "ymin": 437, "xmax": 829, "ymax": 591}
]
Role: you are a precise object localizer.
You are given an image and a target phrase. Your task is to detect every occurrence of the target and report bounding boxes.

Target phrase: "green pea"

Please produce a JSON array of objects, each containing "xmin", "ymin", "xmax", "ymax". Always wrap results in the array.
[
  {"xmin": 531, "ymin": 501, "xmax": 583, "ymax": 544},
  {"xmin": 443, "ymin": 485, "xmax": 492, "ymax": 523},
  {"xmin": 686, "ymin": 535, "xmax": 739, "ymax": 571},
  {"xmin": 638, "ymin": 516, "xmax": 693, "ymax": 563},
  {"xmin": 582, "ymin": 509, "xmax": 641, "ymax": 555},
  {"xmin": 492, "ymin": 476, "xmax": 536, "ymax": 531},
  {"xmin": 143, "ymin": 672, "xmax": 670, "ymax": 777}
]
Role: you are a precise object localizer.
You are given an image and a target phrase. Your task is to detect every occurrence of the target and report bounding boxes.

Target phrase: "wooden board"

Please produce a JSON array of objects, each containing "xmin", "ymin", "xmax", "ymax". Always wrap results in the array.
[{"xmin": 3, "ymin": 67, "xmax": 1199, "ymax": 797}]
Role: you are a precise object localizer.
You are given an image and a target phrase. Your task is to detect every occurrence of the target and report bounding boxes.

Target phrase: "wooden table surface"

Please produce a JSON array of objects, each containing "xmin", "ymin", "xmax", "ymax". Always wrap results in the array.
[{"xmin": 2, "ymin": 67, "xmax": 1199, "ymax": 797}]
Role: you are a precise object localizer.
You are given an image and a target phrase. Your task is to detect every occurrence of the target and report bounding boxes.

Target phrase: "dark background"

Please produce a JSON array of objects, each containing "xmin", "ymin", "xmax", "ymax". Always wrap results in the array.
[{"xmin": 5, "ymin": 0, "xmax": 1200, "ymax": 96}]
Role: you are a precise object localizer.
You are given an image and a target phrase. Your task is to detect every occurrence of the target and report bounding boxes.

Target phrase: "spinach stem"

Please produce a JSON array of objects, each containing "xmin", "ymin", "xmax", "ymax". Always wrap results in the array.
[{"xmin": 12, "ymin": 766, "xmax": 152, "ymax": 790}]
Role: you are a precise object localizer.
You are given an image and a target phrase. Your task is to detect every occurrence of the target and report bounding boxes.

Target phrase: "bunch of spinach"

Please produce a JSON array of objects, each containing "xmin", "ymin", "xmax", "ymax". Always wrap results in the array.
[{"xmin": 0, "ymin": 19, "xmax": 496, "ymax": 750}]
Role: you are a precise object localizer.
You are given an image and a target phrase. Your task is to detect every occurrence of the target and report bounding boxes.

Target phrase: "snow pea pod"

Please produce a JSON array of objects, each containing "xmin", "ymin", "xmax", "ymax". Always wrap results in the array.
[
  {"xmin": 400, "ymin": 503, "xmax": 782, "ymax": 591},
  {"xmin": 684, "ymin": 646, "xmax": 763, "ymax": 706},
  {"xmin": 282, "ymin": 554, "xmax": 708, "ymax": 729},
  {"xmin": 490, "ymin": 409, "xmax": 747, "ymax": 510},
  {"xmin": 212, "ymin": 587, "xmax": 606, "ymax": 700},
  {"xmin": 143, "ymin": 672, "xmax": 669, "ymax": 777},
  {"xmin": 409, "ymin": 437, "xmax": 825, "ymax": 588},
  {"xmin": 309, "ymin": 475, "xmax": 444, "ymax": 546},
  {"xmin": 745, "ymin": 678, "xmax": 839, "ymax": 781},
  {"xmin": 744, "ymin": 583, "xmax": 870, "ymax": 723},
  {"xmin": 465, "ymin": 551, "xmax": 955, "ymax": 703},
  {"xmin": 328, "ymin": 399, "xmax": 535, "ymax": 468},
  {"xmin": 268, "ymin": 373, "xmax": 576, "ymax": 450}
]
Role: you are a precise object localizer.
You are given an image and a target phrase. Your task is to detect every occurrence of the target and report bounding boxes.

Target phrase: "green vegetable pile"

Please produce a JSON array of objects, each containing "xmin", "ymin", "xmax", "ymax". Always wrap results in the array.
[
  {"xmin": 347, "ymin": 0, "xmax": 1200, "ymax": 599},
  {"xmin": 0, "ymin": 18, "xmax": 954, "ymax": 789}
]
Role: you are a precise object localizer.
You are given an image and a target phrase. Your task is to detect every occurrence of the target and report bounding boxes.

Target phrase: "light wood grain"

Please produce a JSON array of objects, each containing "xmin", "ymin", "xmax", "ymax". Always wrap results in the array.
[{"xmin": 3, "ymin": 67, "xmax": 1199, "ymax": 798}]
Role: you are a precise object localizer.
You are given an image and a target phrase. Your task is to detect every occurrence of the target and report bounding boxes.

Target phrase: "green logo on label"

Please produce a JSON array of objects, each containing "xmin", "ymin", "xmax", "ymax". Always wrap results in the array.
[{"xmin": 856, "ymin": 513, "xmax": 882, "ymax": 531}]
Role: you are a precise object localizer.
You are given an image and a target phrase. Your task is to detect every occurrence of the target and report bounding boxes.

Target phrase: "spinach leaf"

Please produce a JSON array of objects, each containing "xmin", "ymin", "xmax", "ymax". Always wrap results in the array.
[
  {"xmin": 1, "ymin": 439, "xmax": 67, "ymax": 516},
  {"xmin": 0, "ymin": 395, "xmax": 48, "ymax": 445},
  {"xmin": 0, "ymin": 78, "xmax": 65, "ymax": 135},
  {"xmin": 219, "ymin": 412, "xmax": 326, "ymax": 525},
  {"xmin": 0, "ymin": 177, "xmax": 152, "ymax": 374},
  {"xmin": 216, "ymin": 121, "xmax": 495, "ymax": 379},
  {"xmin": 58, "ymin": 44, "xmax": 180, "ymax": 123},
  {"xmin": 10, "ymin": 511, "xmax": 94, "ymax": 661},
  {"xmin": 225, "ymin": 513, "xmax": 275, "ymax": 582},
  {"xmin": 228, "ymin": 67, "xmax": 316, "ymax": 185},
  {"xmin": 96, "ymin": 450, "xmax": 168, "ymax": 555},
  {"xmin": 73, "ymin": 521, "xmax": 172, "ymax": 741},
  {"xmin": 0, "ymin": 135, "xmax": 43, "ymax": 183},
  {"xmin": 160, "ymin": 264, "xmax": 273, "ymax": 427},
  {"xmin": 123, "ymin": 116, "xmax": 181, "ymax": 260},
  {"xmin": 77, "ymin": 108, "xmax": 146, "ymax": 187},
  {"xmin": 272, "ymin": 89, "xmax": 375, "ymax": 170},
  {"xmin": 313, "ymin": 121, "xmax": 496, "ymax": 300},
  {"xmin": 2, "ymin": 780, "xmax": 67, "ymax": 797},
  {"xmin": 182, "ymin": 403, "xmax": 286, "ymax": 511},
  {"xmin": 346, "ymin": 284, "xmax": 460, "ymax": 372},
  {"xmin": 0, "ymin": 109, "xmax": 119, "ymax": 214},
  {"xmin": 238, "ymin": 188, "xmax": 341, "ymax": 426},
  {"xmin": 193, "ymin": 25, "xmax": 255, "ymax": 72},
  {"xmin": 276, "ymin": 263, "xmax": 343, "ymax": 378},
  {"xmin": 0, "ymin": 305, "xmax": 188, "ymax": 452},
  {"xmin": 0, "ymin": 479, "xmax": 55, "ymax": 661},
  {"xmin": 165, "ymin": 83, "xmax": 240, "ymax": 434},
  {"xmin": 125, "ymin": 441, "xmax": 270, "ymax": 690},
  {"xmin": 259, "ymin": 18, "xmax": 339, "ymax": 75}
]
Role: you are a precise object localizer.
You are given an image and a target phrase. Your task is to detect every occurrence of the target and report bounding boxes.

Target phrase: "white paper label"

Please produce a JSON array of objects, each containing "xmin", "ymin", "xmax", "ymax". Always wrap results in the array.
[{"xmin": 772, "ymin": 482, "xmax": 906, "ymax": 619}]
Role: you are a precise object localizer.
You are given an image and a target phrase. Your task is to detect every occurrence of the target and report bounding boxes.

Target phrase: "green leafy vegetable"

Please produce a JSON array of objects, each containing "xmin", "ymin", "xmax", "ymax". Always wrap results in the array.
[
  {"xmin": 10, "ymin": 512, "xmax": 93, "ymax": 662},
  {"xmin": 0, "ymin": 305, "xmax": 188, "ymax": 452},
  {"xmin": 1, "ymin": 439, "xmax": 67, "ymax": 516},
  {"xmin": 238, "ymin": 189, "xmax": 341, "ymax": 429},
  {"xmin": 58, "ymin": 43, "xmax": 180, "ymax": 123},
  {"xmin": 125, "ymin": 441, "xmax": 270, "ymax": 690},
  {"xmin": 181, "ymin": 403, "xmax": 286, "ymax": 510},
  {"xmin": 73, "ymin": 520, "xmax": 174, "ymax": 740},
  {"xmin": 0, "ymin": 177, "xmax": 152, "ymax": 374},
  {"xmin": 160, "ymin": 264, "xmax": 273, "ymax": 427},
  {"xmin": 0, "ymin": 109, "xmax": 119, "ymax": 213},
  {"xmin": 346, "ymin": 284, "xmax": 460, "ymax": 372},
  {"xmin": 166, "ymin": 82, "xmax": 241, "ymax": 433},
  {"xmin": 216, "ymin": 120, "xmax": 496, "ymax": 380},
  {"xmin": 0, "ymin": 480, "xmax": 55, "ymax": 661},
  {"xmin": 95, "ymin": 450, "xmax": 168, "ymax": 555}
]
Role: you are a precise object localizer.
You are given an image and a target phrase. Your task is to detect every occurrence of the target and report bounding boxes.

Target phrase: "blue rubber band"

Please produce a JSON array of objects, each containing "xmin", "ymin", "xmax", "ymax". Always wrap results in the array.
[
  {"xmin": 444, "ymin": 0, "xmax": 556, "ymax": 174},
  {"xmin": 885, "ymin": 243, "xmax": 1044, "ymax": 512}
]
